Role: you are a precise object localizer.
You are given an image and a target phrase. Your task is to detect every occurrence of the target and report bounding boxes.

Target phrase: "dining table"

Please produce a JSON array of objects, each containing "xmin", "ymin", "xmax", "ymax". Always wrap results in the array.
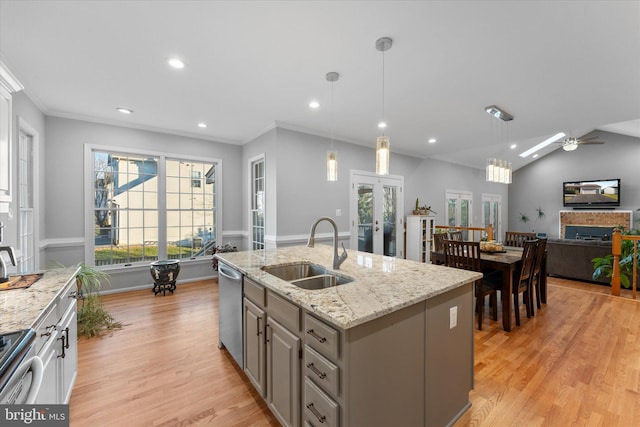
[{"xmin": 431, "ymin": 246, "xmax": 547, "ymax": 332}]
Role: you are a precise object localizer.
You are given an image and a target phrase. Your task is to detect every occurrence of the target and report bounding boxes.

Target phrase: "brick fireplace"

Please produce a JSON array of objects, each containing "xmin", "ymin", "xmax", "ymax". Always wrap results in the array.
[{"xmin": 559, "ymin": 210, "xmax": 633, "ymax": 239}]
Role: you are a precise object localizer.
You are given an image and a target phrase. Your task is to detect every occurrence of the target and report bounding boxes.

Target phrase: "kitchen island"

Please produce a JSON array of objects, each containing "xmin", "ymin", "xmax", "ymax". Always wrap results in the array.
[{"xmin": 216, "ymin": 245, "xmax": 481, "ymax": 427}]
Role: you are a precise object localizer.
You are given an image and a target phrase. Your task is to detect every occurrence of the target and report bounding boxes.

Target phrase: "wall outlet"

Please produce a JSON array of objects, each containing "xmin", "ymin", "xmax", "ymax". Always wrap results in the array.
[
  {"xmin": 336, "ymin": 209, "xmax": 342, "ymax": 217},
  {"xmin": 449, "ymin": 306, "xmax": 458, "ymax": 329}
]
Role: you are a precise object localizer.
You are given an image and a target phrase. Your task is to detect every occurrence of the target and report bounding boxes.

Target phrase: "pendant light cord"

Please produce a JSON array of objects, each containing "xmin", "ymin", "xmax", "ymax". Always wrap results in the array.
[{"xmin": 381, "ymin": 50, "xmax": 386, "ymax": 135}]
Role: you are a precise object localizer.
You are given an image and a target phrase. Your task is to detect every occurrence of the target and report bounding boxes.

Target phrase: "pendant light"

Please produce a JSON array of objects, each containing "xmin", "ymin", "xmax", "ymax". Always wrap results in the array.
[
  {"xmin": 375, "ymin": 37, "xmax": 392, "ymax": 176},
  {"xmin": 485, "ymin": 105, "xmax": 513, "ymax": 184},
  {"xmin": 326, "ymin": 71, "xmax": 339, "ymax": 181}
]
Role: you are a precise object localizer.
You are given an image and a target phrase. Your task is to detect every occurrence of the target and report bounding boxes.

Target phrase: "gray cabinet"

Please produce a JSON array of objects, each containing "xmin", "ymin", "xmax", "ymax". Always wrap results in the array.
[
  {"xmin": 242, "ymin": 278, "xmax": 302, "ymax": 426},
  {"xmin": 266, "ymin": 317, "xmax": 300, "ymax": 427},
  {"xmin": 243, "ymin": 298, "xmax": 266, "ymax": 397}
]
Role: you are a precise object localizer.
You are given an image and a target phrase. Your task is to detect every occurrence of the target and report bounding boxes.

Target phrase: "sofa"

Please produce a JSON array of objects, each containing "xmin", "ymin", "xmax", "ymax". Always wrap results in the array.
[{"xmin": 546, "ymin": 238, "xmax": 612, "ymax": 285}]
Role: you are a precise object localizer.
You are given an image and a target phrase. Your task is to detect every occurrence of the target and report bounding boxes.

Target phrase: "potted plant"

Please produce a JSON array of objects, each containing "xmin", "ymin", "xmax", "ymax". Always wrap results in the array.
[
  {"xmin": 75, "ymin": 263, "xmax": 122, "ymax": 338},
  {"xmin": 592, "ymin": 227, "xmax": 640, "ymax": 289},
  {"xmin": 412, "ymin": 198, "xmax": 436, "ymax": 215}
]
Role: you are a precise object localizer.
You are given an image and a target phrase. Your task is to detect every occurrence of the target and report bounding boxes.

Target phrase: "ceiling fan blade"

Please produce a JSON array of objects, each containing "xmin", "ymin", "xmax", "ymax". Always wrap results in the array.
[
  {"xmin": 578, "ymin": 141, "xmax": 605, "ymax": 145},
  {"xmin": 578, "ymin": 136, "xmax": 601, "ymax": 141}
]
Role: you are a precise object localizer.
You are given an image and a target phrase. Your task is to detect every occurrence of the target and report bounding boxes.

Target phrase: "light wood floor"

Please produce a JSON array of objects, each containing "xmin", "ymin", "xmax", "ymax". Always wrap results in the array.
[{"xmin": 69, "ymin": 277, "xmax": 640, "ymax": 426}]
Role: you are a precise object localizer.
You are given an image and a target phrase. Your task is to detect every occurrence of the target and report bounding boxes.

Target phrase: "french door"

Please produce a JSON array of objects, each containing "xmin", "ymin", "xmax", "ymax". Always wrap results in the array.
[
  {"xmin": 445, "ymin": 190, "xmax": 473, "ymax": 240},
  {"xmin": 482, "ymin": 194, "xmax": 502, "ymax": 241},
  {"xmin": 350, "ymin": 171, "xmax": 404, "ymax": 257}
]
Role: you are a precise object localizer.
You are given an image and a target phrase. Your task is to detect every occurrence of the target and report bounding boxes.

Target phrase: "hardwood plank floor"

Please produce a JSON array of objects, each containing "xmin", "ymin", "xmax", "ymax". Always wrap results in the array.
[{"xmin": 69, "ymin": 277, "xmax": 640, "ymax": 426}]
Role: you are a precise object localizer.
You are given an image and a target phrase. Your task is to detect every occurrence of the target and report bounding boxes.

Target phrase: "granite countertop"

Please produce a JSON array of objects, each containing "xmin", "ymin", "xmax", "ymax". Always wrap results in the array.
[
  {"xmin": 215, "ymin": 245, "xmax": 481, "ymax": 330},
  {"xmin": 0, "ymin": 267, "xmax": 79, "ymax": 334}
]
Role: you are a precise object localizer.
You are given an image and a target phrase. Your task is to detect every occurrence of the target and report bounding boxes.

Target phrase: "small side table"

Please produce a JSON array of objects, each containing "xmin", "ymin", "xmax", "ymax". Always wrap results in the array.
[{"xmin": 150, "ymin": 260, "xmax": 181, "ymax": 296}]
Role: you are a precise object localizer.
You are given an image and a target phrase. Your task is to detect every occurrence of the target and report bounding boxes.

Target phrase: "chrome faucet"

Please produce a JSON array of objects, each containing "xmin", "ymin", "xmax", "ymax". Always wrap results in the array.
[
  {"xmin": 307, "ymin": 217, "xmax": 348, "ymax": 270},
  {"xmin": 0, "ymin": 246, "xmax": 17, "ymax": 283}
]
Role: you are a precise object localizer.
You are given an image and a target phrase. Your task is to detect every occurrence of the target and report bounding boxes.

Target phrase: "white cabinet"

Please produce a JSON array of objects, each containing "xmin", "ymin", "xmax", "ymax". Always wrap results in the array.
[
  {"xmin": 33, "ymin": 276, "xmax": 78, "ymax": 404},
  {"xmin": 405, "ymin": 215, "xmax": 435, "ymax": 263}
]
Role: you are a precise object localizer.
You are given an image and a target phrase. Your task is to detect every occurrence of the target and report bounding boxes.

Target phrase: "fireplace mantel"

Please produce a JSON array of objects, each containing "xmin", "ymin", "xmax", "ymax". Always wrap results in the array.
[{"xmin": 559, "ymin": 210, "xmax": 633, "ymax": 239}]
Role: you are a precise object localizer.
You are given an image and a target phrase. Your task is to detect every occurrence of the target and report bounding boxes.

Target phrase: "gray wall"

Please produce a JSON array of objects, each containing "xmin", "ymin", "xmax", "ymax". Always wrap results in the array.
[
  {"xmin": 43, "ymin": 116, "xmax": 243, "ymax": 291},
  {"xmin": 0, "ymin": 91, "xmax": 46, "ymax": 266},
  {"xmin": 509, "ymin": 131, "xmax": 640, "ymax": 238}
]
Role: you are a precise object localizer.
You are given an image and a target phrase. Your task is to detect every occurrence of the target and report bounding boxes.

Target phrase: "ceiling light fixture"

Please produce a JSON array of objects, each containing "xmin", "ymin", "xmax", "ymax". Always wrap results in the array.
[
  {"xmin": 168, "ymin": 58, "xmax": 185, "ymax": 69},
  {"xmin": 116, "ymin": 107, "xmax": 133, "ymax": 114},
  {"xmin": 485, "ymin": 105, "xmax": 513, "ymax": 184},
  {"xmin": 428, "ymin": 138, "xmax": 437, "ymax": 144},
  {"xmin": 519, "ymin": 132, "xmax": 566, "ymax": 157},
  {"xmin": 309, "ymin": 100, "xmax": 320, "ymax": 109},
  {"xmin": 562, "ymin": 137, "xmax": 579, "ymax": 151},
  {"xmin": 326, "ymin": 71, "xmax": 339, "ymax": 182},
  {"xmin": 197, "ymin": 123, "xmax": 207, "ymax": 128},
  {"xmin": 485, "ymin": 105, "xmax": 514, "ymax": 122},
  {"xmin": 375, "ymin": 36, "xmax": 392, "ymax": 176}
]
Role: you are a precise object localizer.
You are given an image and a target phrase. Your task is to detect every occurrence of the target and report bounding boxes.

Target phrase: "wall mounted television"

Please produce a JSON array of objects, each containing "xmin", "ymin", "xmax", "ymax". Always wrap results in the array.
[{"xmin": 563, "ymin": 178, "xmax": 620, "ymax": 208}]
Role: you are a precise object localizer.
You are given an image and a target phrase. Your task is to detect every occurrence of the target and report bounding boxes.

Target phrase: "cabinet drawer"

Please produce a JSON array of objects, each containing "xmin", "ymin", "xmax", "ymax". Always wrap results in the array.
[
  {"xmin": 304, "ymin": 314, "xmax": 339, "ymax": 360},
  {"xmin": 304, "ymin": 345, "xmax": 339, "ymax": 396},
  {"xmin": 33, "ymin": 309, "xmax": 59, "ymax": 355},
  {"xmin": 244, "ymin": 278, "xmax": 265, "ymax": 307},
  {"xmin": 56, "ymin": 280, "xmax": 77, "ymax": 318},
  {"xmin": 266, "ymin": 291, "xmax": 300, "ymax": 332},
  {"xmin": 304, "ymin": 377, "xmax": 339, "ymax": 427}
]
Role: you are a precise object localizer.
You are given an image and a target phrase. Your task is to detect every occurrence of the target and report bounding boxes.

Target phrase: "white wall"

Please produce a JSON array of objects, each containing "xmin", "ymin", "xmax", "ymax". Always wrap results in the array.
[{"xmin": 510, "ymin": 131, "xmax": 640, "ymax": 238}]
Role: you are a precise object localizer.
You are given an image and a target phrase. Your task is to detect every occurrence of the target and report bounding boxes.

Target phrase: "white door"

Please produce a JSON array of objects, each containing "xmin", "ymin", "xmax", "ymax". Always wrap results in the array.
[
  {"xmin": 445, "ymin": 190, "xmax": 473, "ymax": 240},
  {"xmin": 482, "ymin": 194, "xmax": 501, "ymax": 241},
  {"xmin": 350, "ymin": 171, "xmax": 404, "ymax": 257},
  {"xmin": 17, "ymin": 120, "xmax": 38, "ymax": 273}
]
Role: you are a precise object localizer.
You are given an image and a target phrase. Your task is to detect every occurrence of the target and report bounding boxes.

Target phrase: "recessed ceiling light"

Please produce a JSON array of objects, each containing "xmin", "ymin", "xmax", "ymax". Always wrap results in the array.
[
  {"xmin": 197, "ymin": 123, "xmax": 207, "ymax": 128},
  {"xmin": 168, "ymin": 58, "xmax": 185, "ymax": 69},
  {"xmin": 378, "ymin": 121, "xmax": 387, "ymax": 129},
  {"xmin": 428, "ymin": 138, "xmax": 437, "ymax": 144},
  {"xmin": 309, "ymin": 100, "xmax": 320, "ymax": 109},
  {"xmin": 510, "ymin": 143, "xmax": 517, "ymax": 149},
  {"xmin": 116, "ymin": 107, "xmax": 133, "ymax": 114},
  {"xmin": 533, "ymin": 153, "xmax": 539, "ymax": 158}
]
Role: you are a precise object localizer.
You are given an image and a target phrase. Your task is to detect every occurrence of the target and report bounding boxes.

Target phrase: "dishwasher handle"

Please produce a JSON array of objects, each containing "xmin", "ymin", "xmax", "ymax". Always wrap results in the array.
[{"xmin": 218, "ymin": 264, "xmax": 242, "ymax": 282}]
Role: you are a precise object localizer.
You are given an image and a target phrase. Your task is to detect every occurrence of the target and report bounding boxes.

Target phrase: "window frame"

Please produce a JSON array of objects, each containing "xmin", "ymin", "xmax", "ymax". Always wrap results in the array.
[{"xmin": 84, "ymin": 144, "xmax": 222, "ymax": 269}]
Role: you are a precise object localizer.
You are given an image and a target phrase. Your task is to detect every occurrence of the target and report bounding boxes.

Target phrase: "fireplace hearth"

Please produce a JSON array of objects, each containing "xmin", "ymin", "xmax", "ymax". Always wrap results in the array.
[
  {"xmin": 565, "ymin": 225, "xmax": 614, "ymax": 241},
  {"xmin": 559, "ymin": 210, "xmax": 633, "ymax": 239}
]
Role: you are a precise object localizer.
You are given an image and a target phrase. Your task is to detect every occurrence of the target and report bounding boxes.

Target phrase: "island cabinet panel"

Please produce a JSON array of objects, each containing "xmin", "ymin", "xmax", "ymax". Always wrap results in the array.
[
  {"xmin": 243, "ymin": 298, "xmax": 266, "ymax": 397},
  {"xmin": 266, "ymin": 318, "xmax": 301, "ymax": 427},
  {"xmin": 424, "ymin": 282, "xmax": 474, "ymax": 426},
  {"xmin": 341, "ymin": 301, "xmax": 427, "ymax": 427}
]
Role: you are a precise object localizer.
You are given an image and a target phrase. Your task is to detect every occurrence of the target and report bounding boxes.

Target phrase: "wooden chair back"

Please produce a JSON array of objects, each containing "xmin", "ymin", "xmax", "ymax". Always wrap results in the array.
[
  {"xmin": 516, "ymin": 239, "xmax": 538, "ymax": 288},
  {"xmin": 505, "ymin": 231, "xmax": 536, "ymax": 247},
  {"xmin": 443, "ymin": 239, "xmax": 481, "ymax": 272},
  {"xmin": 448, "ymin": 230, "xmax": 464, "ymax": 241},
  {"xmin": 432, "ymin": 233, "xmax": 447, "ymax": 253}
]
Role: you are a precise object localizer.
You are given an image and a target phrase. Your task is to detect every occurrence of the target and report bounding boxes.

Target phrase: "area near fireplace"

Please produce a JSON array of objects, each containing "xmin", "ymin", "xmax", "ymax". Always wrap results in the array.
[{"xmin": 559, "ymin": 210, "xmax": 633, "ymax": 239}]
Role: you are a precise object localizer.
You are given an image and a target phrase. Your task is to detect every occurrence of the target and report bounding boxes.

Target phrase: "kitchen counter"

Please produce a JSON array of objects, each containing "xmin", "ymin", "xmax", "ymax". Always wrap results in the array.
[
  {"xmin": 0, "ymin": 266, "xmax": 79, "ymax": 334},
  {"xmin": 215, "ymin": 245, "xmax": 481, "ymax": 329}
]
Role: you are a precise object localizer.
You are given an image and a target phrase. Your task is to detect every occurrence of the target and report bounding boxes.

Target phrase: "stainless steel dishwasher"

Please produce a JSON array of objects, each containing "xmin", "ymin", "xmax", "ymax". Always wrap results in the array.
[{"xmin": 217, "ymin": 262, "xmax": 243, "ymax": 368}]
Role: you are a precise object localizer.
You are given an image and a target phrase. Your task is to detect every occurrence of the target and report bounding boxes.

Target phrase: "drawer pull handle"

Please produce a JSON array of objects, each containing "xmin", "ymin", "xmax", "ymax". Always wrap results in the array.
[
  {"xmin": 306, "ymin": 329, "xmax": 327, "ymax": 343},
  {"xmin": 306, "ymin": 403, "xmax": 326, "ymax": 424},
  {"xmin": 306, "ymin": 362, "xmax": 327, "ymax": 380},
  {"xmin": 256, "ymin": 316, "xmax": 262, "ymax": 336},
  {"xmin": 40, "ymin": 324, "xmax": 56, "ymax": 337}
]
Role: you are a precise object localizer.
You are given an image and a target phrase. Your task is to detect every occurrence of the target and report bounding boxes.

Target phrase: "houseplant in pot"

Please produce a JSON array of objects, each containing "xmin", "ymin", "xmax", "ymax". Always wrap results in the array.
[
  {"xmin": 75, "ymin": 263, "xmax": 122, "ymax": 338},
  {"xmin": 592, "ymin": 226, "xmax": 640, "ymax": 289}
]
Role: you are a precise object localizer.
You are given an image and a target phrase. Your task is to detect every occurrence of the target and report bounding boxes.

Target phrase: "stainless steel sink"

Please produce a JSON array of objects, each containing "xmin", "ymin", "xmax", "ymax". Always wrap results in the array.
[{"xmin": 261, "ymin": 261, "xmax": 353, "ymax": 290}]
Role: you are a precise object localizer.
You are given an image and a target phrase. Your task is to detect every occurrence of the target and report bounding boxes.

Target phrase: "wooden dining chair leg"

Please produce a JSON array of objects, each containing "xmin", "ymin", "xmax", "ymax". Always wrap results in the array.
[
  {"xmin": 490, "ymin": 293, "xmax": 498, "ymax": 321},
  {"xmin": 513, "ymin": 292, "xmax": 521, "ymax": 326}
]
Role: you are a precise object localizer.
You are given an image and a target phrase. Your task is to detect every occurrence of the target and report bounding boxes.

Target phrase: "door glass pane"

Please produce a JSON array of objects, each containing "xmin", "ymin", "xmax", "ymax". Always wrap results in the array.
[
  {"xmin": 357, "ymin": 184, "xmax": 374, "ymax": 253},
  {"xmin": 383, "ymin": 185, "xmax": 397, "ymax": 257},
  {"xmin": 447, "ymin": 198, "xmax": 456, "ymax": 227}
]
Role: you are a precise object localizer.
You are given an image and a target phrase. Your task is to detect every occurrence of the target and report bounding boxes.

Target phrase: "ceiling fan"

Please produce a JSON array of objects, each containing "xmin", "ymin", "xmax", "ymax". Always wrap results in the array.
[{"xmin": 555, "ymin": 135, "xmax": 605, "ymax": 151}]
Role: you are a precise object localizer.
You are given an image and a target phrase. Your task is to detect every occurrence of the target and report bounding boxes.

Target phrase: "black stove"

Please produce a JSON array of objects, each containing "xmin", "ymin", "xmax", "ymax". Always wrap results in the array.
[{"xmin": 0, "ymin": 329, "xmax": 36, "ymax": 392}]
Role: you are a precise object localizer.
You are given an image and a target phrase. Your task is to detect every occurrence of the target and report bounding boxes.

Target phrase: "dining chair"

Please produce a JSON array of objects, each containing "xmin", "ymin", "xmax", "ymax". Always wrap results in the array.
[
  {"xmin": 448, "ymin": 230, "xmax": 464, "ymax": 241},
  {"xmin": 531, "ymin": 238, "xmax": 547, "ymax": 311},
  {"xmin": 432, "ymin": 233, "xmax": 447, "ymax": 261},
  {"xmin": 504, "ymin": 231, "xmax": 536, "ymax": 247},
  {"xmin": 511, "ymin": 239, "xmax": 538, "ymax": 325},
  {"xmin": 442, "ymin": 239, "xmax": 500, "ymax": 330}
]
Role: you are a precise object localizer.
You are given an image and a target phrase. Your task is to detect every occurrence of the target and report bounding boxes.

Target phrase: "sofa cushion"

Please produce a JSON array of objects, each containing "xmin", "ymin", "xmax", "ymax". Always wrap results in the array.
[{"xmin": 546, "ymin": 239, "xmax": 612, "ymax": 284}]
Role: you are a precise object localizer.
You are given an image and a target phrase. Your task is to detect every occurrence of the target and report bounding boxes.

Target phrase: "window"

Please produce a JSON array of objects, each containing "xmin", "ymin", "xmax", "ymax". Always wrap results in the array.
[
  {"xmin": 90, "ymin": 148, "xmax": 218, "ymax": 266},
  {"xmin": 250, "ymin": 156, "xmax": 265, "ymax": 250}
]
